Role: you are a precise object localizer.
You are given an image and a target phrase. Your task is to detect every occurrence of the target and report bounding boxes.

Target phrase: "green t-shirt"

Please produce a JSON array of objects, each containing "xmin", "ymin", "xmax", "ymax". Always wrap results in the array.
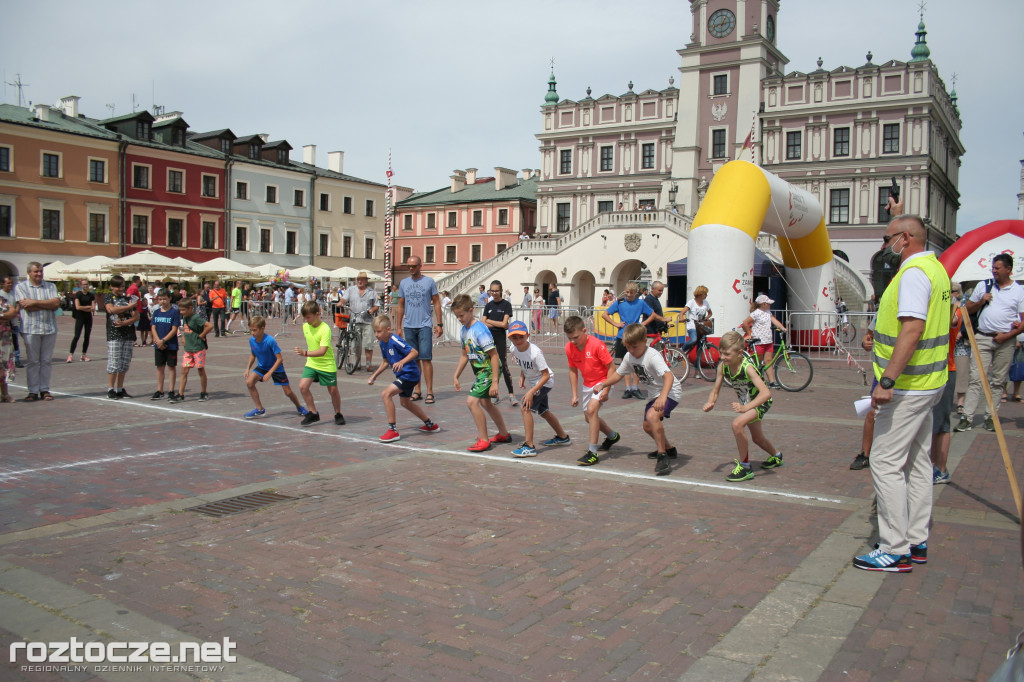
[
  {"xmin": 303, "ymin": 321, "xmax": 335, "ymax": 372},
  {"xmin": 182, "ymin": 313, "xmax": 209, "ymax": 352},
  {"xmin": 231, "ymin": 287, "xmax": 242, "ymax": 307}
]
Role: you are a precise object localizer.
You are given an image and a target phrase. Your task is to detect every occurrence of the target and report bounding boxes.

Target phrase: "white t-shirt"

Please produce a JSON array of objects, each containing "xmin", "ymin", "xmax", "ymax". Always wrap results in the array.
[
  {"xmin": 685, "ymin": 298, "xmax": 711, "ymax": 331},
  {"xmin": 750, "ymin": 308, "xmax": 773, "ymax": 344},
  {"xmin": 614, "ymin": 347, "xmax": 683, "ymax": 402},
  {"xmin": 510, "ymin": 342, "xmax": 554, "ymax": 389},
  {"xmin": 441, "ymin": 295, "xmax": 452, "ymax": 310},
  {"xmin": 970, "ymin": 278, "xmax": 1024, "ymax": 334}
]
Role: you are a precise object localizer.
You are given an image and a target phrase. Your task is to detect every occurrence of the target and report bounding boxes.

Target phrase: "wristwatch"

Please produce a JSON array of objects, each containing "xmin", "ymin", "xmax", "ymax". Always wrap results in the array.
[{"xmin": 879, "ymin": 377, "xmax": 896, "ymax": 390}]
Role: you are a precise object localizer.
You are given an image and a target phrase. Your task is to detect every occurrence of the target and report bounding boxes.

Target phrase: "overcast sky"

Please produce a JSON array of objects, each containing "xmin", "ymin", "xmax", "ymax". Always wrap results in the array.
[{"xmin": 3, "ymin": 0, "xmax": 1021, "ymax": 232}]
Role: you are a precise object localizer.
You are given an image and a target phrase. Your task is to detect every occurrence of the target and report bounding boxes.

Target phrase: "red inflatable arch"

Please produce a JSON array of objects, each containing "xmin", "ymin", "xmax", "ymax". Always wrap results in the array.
[{"xmin": 937, "ymin": 220, "xmax": 1024, "ymax": 282}]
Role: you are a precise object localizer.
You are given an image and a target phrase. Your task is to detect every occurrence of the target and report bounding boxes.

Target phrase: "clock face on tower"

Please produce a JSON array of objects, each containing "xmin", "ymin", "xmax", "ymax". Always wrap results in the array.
[
  {"xmin": 708, "ymin": 8, "xmax": 737, "ymax": 38},
  {"xmin": 767, "ymin": 15, "xmax": 776, "ymax": 43}
]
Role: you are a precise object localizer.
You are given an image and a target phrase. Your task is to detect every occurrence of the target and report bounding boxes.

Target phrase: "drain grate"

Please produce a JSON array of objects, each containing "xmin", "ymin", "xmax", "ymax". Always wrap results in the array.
[{"xmin": 186, "ymin": 491, "xmax": 298, "ymax": 518}]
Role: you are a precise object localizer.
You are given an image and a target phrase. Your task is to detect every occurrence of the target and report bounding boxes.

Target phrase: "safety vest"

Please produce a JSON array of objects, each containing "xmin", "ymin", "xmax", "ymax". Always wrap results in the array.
[{"xmin": 873, "ymin": 253, "xmax": 951, "ymax": 390}]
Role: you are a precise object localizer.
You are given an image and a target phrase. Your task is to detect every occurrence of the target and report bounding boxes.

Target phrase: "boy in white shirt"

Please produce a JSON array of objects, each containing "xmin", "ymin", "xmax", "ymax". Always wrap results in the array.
[
  {"xmin": 507, "ymin": 321, "xmax": 570, "ymax": 458},
  {"xmin": 594, "ymin": 323, "xmax": 683, "ymax": 476}
]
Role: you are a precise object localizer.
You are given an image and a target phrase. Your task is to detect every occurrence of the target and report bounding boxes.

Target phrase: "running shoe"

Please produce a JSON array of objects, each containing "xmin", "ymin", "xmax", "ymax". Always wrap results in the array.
[
  {"xmin": 953, "ymin": 417, "xmax": 972, "ymax": 432},
  {"xmin": 151, "ymin": 391, "xmax": 164, "ymax": 401},
  {"xmin": 542, "ymin": 435, "xmax": 571, "ymax": 447},
  {"xmin": 761, "ymin": 453, "xmax": 783, "ymax": 470},
  {"xmin": 334, "ymin": 413, "xmax": 346, "ymax": 425},
  {"xmin": 597, "ymin": 432, "xmax": 621, "ymax": 451},
  {"xmin": 577, "ymin": 451, "xmax": 600, "ymax": 466},
  {"xmin": 647, "ymin": 446, "xmax": 678, "ymax": 460},
  {"xmin": 654, "ymin": 454, "xmax": 671, "ymax": 476},
  {"xmin": 81, "ymin": 355, "xmax": 90, "ymax": 362},
  {"xmin": 107, "ymin": 388, "xmax": 118, "ymax": 400},
  {"xmin": 467, "ymin": 438, "xmax": 492, "ymax": 452},
  {"xmin": 418, "ymin": 423, "xmax": 440, "ymax": 433},
  {"xmin": 850, "ymin": 453, "xmax": 870, "ymax": 470},
  {"xmin": 984, "ymin": 416, "xmax": 995, "ymax": 432},
  {"xmin": 66, "ymin": 354, "xmax": 74, "ymax": 364},
  {"xmin": 910, "ymin": 542, "xmax": 928, "ymax": 564},
  {"xmin": 301, "ymin": 412, "xmax": 320, "ymax": 427},
  {"xmin": 933, "ymin": 469, "xmax": 950, "ymax": 485},
  {"xmin": 853, "ymin": 548, "xmax": 912, "ymax": 572},
  {"xmin": 726, "ymin": 460, "xmax": 754, "ymax": 482},
  {"xmin": 117, "ymin": 389, "xmax": 133, "ymax": 399},
  {"xmin": 489, "ymin": 433, "xmax": 512, "ymax": 444},
  {"xmin": 169, "ymin": 393, "xmax": 184, "ymax": 403},
  {"xmin": 511, "ymin": 443, "xmax": 537, "ymax": 458},
  {"xmin": 198, "ymin": 392, "xmax": 209, "ymax": 402},
  {"xmin": 296, "ymin": 405, "xmax": 310, "ymax": 417},
  {"xmin": 380, "ymin": 428, "xmax": 401, "ymax": 442},
  {"xmin": 245, "ymin": 408, "xmax": 266, "ymax": 419}
]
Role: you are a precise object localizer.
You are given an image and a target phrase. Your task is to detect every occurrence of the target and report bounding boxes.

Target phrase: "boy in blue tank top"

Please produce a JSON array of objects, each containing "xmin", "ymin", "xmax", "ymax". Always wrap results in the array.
[{"xmin": 368, "ymin": 314, "xmax": 439, "ymax": 442}]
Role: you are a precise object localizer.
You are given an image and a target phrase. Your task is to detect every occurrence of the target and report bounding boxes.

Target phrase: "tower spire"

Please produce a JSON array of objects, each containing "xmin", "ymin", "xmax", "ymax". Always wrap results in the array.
[
  {"xmin": 910, "ymin": 2, "xmax": 931, "ymax": 62},
  {"xmin": 544, "ymin": 58, "xmax": 559, "ymax": 106}
]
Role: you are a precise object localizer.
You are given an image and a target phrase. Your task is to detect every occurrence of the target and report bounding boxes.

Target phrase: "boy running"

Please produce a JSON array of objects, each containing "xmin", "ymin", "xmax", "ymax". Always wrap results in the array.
[
  {"xmin": 703, "ymin": 330, "xmax": 783, "ymax": 482},
  {"xmin": 507, "ymin": 320, "xmax": 570, "ymax": 458},
  {"xmin": 150, "ymin": 289, "xmax": 180, "ymax": 401},
  {"xmin": 594, "ymin": 323, "xmax": 683, "ymax": 475},
  {"xmin": 368, "ymin": 314, "xmax": 439, "ymax": 441},
  {"xmin": 563, "ymin": 315, "xmax": 621, "ymax": 466},
  {"xmin": 452, "ymin": 294, "xmax": 511, "ymax": 452},
  {"xmin": 293, "ymin": 300, "xmax": 345, "ymax": 426},
  {"xmin": 243, "ymin": 315, "xmax": 308, "ymax": 418},
  {"xmin": 172, "ymin": 298, "xmax": 212, "ymax": 403}
]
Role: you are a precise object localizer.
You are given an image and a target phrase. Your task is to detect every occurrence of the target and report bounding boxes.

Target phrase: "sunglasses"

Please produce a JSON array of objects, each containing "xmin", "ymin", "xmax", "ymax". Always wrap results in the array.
[{"xmin": 882, "ymin": 231, "xmax": 906, "ymax": 245}]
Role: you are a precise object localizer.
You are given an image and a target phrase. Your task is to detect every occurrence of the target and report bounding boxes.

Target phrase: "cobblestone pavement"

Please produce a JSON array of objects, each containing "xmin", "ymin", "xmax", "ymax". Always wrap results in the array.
[{"xmin": 0, "ymin": 318, "xmax": 1021, "ymax": 681}]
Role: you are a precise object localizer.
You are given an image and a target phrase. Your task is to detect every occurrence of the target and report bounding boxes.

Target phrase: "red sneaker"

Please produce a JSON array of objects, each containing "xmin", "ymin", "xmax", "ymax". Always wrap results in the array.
[
  {"xmin": 489, "ymin": 433, "xmax": 512, "ymax": 444},
  {"xmin": 467, "ymin": 438, "xmax": 492, "ymax": 452},
  {"xmin": 418, "ymin": 423, "xmax": 440, "ymax": 433},
  {"xmin": 379, "ymin": 429, "xmax": 401, "ymax": 443}
]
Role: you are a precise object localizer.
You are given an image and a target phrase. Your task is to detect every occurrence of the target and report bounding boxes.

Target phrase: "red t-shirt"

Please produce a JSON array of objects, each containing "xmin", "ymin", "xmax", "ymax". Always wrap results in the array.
[{"xmin": 565, "ymin": 334, "xmax": 612, "ymax": 387}]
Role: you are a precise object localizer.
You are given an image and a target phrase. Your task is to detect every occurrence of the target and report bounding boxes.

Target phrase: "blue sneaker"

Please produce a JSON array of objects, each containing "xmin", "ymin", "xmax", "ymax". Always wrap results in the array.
[
  {"xmin": 296, "ymin": 405, "xmax": 310, "ymax": 417},
  {"xmin": 933, "ymin": 469, "xmax": 950, "ymax": 485},
  {"xmin": 853, "ymin": 548, "xmax": 912, "ymax": 572},
  {"xmin": 541, "ymin": 435, "xmax": 571, "ymax": 447},
  {"xmin": 910, "ymin": 542, "xmax": 927, "ymax": 564},
  {"xmin": 244, "ymin": 407, "xmax": 266, "ymax": 419},
  {"xmin": 511, "ymin": 443, "xmax": 537, "ymax": 458}
]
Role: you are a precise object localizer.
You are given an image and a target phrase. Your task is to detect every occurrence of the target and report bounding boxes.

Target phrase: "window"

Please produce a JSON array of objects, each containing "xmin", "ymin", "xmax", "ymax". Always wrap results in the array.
[
  {"xmin": 403, "ymin": 214, "xmax": 413, "ymax": 231},
  {"xmin": 642, "ymin": 143, "xmax": 655, "ymax": 169},
  {"xmin": 248, "ymin": 143, "xmax": 259, "ymax": 160},
  {"xmin": 88, "ymin": 214, "xmax": 106, "ymax": 243},
  {"xmin": 786, "ymin": 131, "xmax": 802, "ymax": 160},
  {"xmin": 343, "ymin": 235, "xmax": 353, "ymax": 258},
  {"xmin": 498, "ymin": 209, "xmax": 508, "ymax": 225},
  {"xmin": 0, "ymin": 146, "xmax": 10, "ymax": 172},
  {"xmin": 712, "ymin": 129, "xmax": 727, "ymax": 159},
  {"xmin": 882, "ymin": 124, "xmax": 900, "ymax": 154},
  {"xmin": 472, "ymin": 210, "xmax": 482, "ymax": 227},
  {"xmin": 402, "ymin": 246, "xmax": 412, "ymax": 263},
  {"xmin": 365, "ymin": 199, "xmax": 374, "ymax": 217},
  {"xmin": 833, "ymin": 128, "xmax": 850, "ymax": 157},
  {"xmin": 136, "ymin": 120, "xmax": 151, "ymax": 140},
  {"xmin": 319, "ymin": 193, "xmax": 330, "ymax": 211},
  {"xmin": 343, "ymin": 196, "xmax": 353, "ymax": 214},
  {"xmin": 133, "ymin": 165, "xmax": 150, "ymax": 189},
  {"xmin": 294, "ymin": 189, "xmax": 304, "ymax": 207},
  {"xmin": 600, "ymin": 146, "xmax": 613, "ymax": 172},
  {"xmin": 220, "ymin": 138, "xmax": 231, "ymax": 155},
  {"xmin": 172, "ymin": 128, "xmax": 185, "ymax": 147},
  {"xmin": 0, "ymin": 205, "xmax": 10, "ymax": 237},
  {"xmin": 445, "ymin": 245, "xmax": 457, "ymax": 263},
  {"xmin": 878, "ymin": 187, "xmax": 894, "ymax": 224},
  {"xmin": 364, "ymin": 237, "xmax": 374, "ymax": 259},
  {"xmin": 236, "ymin": 226, "xmax": 248, "ymax": 251},
  {"xmin": 559, "ymin": 149, "xmax": 572, "ymax": 174},
  {"xmin": 89, "ymin": 159, "xmax": 106, "ymax": 183},
  {"xmin": 42, "ymin": 153, "xmax": 60, "ymax": 178},
  {"xmin": 132, "ymin": 215, "xmax": 149, "ymax": 244},
  {"xmin": 598, "ymin": 201, "xmax": 614, "ymax": 213},
  {"xmin": 235, "ymin": 181, "xmax": 248, "ymax": 200},
  {"xmin": 424, "ymin": 245, "xmax": 435, "ymax": 263},
  {"xmin": 426, "ymin": 213, "xmax": 436, "ymax": 229},
  {"xmin": 167, "ymin": 218, "xmax": 184, "ymax": 247},
  {"xmin": 447, "ymin": 211, "xmax": 457, "ymax": 228},
  {"xmin": 556, "ymin": 203, "xmax": 571, "ymax": 232},
  {"xmin": 496, "ymin": 243, "xmax": 507, "ymax": 254},
  {"xmin": 285, "ymin": 231, "xmax": 297, "ymax": 255},
  {"xmin": 202, "ymin": 174, "xmax": 217, "ymax": 197},
  {"xmin": 713, "ymin": 74, "xmax": 728, "ymax": 95},
  {"xmin": 266, "ymin": 185, "xmax": 277, "ymax": 203},
  {"xmin": 277, "ymin": 149, "xmax": 288, "ymax": 164},
  {"xmin": 471, "ymin": 244, "xmax": 482, "ymax": 262},
  {"xmin": 202, "ymin": 221, "xmax": 216, "ymax": 249},
  {"xmin": 259, "ymin": 228, "xmax": 271, "ymax": 253},
  {"xmin": 829, "ymin": 189, "xmax": 850, "ymax": 224},
  {"xmin": 319, "ymin": 233, "xmax": 329, "ymax": 256},
  {"xmin": 168, "ymin": 170, "xmax": 183, "ymax": 193}
]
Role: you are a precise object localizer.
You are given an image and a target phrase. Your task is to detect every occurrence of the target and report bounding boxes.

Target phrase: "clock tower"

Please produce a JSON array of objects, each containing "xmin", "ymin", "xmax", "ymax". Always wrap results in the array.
[{"xmin": 670, "ymin": 0, "xmax": 788, "ymax": 215}]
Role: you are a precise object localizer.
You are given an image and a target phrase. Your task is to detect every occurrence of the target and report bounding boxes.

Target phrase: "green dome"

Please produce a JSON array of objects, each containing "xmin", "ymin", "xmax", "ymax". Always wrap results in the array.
[
  {"xmin": 544, "ymin": 71, "xmax": 559, "ymax": 105},
  {"xmin": 910, "ymin": 19, "xmax": 930, "ymax": 62}
]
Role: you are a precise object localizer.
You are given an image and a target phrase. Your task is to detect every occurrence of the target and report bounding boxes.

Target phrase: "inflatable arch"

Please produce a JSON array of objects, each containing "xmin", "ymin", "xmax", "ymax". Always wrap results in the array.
[
  {"xmin": 689, "ymin": 160, "xmax": 835, "ymax": 343},
  {"xmin": 937, "ymin": 220, "xmax": 1024, "ymax": 282}
]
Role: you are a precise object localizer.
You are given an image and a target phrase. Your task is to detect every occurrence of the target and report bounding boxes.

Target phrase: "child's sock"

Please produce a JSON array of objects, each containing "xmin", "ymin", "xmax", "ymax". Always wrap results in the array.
[
  {"xmin": 607, "ymin": 430, "xmax": 618, "ymax": 440},
  {"xmin": 388, "ymin": 423, "xmax": 397, "ymax": 430},
  {"xmin": 423, "ymin": 419, "xmax": 434, "ymax": 427},
  {"xmin": 589, "ymin": 444, "xmax": 598, "ymax": 453}
]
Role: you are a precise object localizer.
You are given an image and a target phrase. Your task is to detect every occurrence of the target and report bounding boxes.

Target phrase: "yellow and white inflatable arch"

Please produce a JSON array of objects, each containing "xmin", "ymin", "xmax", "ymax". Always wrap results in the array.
[{"xmin": 689, "ymin": 160, "xmax": 835, "ymax": 344}]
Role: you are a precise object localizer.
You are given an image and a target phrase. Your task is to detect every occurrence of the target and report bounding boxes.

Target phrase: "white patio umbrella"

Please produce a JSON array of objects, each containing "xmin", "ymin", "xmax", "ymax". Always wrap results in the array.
[
  {"xmin": 192, "ymin": 257, "xmax": 258, "ymax": 278},
  {"xmin": 252, "ymin": 263, "xmax": 284, "ymax": 278},
  {"xmin": 288, "ymin": 264, "xmax": 331, "ymax": 281},
  {"xmin": 326, "ymin": 265, "xmax": 362, "ymax": 280},
  {"xmin": 61, "ymin": 255, "xmax": 115, "ymax": 278},
  {"xmin": 42, "ymin": 260, "xmax": 73, "ymax": 280},
  {"xmin": 104, "ymin": 250, "xmax": 193, "ymax": 278}
]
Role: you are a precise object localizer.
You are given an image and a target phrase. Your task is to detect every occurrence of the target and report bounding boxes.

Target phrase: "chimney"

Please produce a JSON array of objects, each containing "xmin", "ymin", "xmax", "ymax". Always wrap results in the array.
[
  {"xmin": 494, "ymin": 167, "xmax": 517, "ymax": 190},
  {"xmin": 33, "ymin": 104, "xmax": 50, "ymax": 122},
  {"xmin": 521, "ymin": 168, "xmax": 532, "ymax": 180},
  {"xmin": 258, "ymin": 133, "xmax": 269, "ymax": 143},
  {"xmin": 450, "ymin": 169, "xmax": 467, "ymax": 193},
  {"xmin": 303, "ymin": 145, "xmax": 317, "ymax": 165},
  {"xmin": 328, "ymin": 151, "xmax": 344, "ymax": 173},
  {"xmin": 534, "ymin": 169, "xmax": 540, "ymax": 179},
  {"xmin": 465, "ymin": 168, "xmax": 478, "ymax": 184},
  {"xmin": 58, "ymin": 96, "xmax": 80, "ymax": 118}
]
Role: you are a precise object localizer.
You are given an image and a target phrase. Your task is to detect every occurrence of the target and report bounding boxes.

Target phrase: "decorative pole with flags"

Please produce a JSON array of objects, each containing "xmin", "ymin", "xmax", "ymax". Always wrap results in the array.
[{"xmin": 385, "ymin": 149, "xmax": 394, "ymax": 313}]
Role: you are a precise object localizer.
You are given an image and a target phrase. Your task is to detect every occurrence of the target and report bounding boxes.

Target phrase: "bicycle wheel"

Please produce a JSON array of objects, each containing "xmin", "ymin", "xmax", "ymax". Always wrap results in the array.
[
  {"xmin": 775, "ymin": 351, "xmax": 813, "ymax": 392},
  {"xmin": 695, "ymin": 342, "xmax": 720, "ymax": 382},
  {"xmin": 336, "ymin": 332, "xmax": 350, "ymax": 371},
  {"xmin": 838, "ymin": 323, "xmax": 857, "ymax": 345},
  {"xmin": 344, "ymin": 332, "xmax": 361, "ymax": 375},
  {"xmin": 664, "ymin": 347, "xmax": 689, "ymax": 382}
]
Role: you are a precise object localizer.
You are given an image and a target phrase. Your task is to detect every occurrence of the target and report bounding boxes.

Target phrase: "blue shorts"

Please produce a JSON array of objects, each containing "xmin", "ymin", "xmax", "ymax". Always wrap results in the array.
[
  {"xmin": 253, "ymin": 366, "xmax": 289, "ymax": 386},
  {"xmin": 525, "ymin": 385, "xmax": 552, "ymax": 416},
  {"xmin": 404, "ymin": 326, "xmax": 433, "ymax": 361},
  {"xmin": 393, "ymin": 377, "xmax": 419, "ymax": 398},
  {"xmin": 644, "ymin": 397, "xmax": 678, "ymax": 422}
]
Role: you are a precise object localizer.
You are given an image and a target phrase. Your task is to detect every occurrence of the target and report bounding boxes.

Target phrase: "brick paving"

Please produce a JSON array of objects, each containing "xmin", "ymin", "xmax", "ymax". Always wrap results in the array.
[{"xmin": 0, "ymin": 317, "xmax": 1021, "ymax": 681}]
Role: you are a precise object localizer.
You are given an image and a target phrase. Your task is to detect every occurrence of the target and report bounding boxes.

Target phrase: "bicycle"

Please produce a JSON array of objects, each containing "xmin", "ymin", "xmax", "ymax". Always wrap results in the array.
[
  {"xmin": 742, "ymin": 334, "xmax": 814, "ymax": 391},
  {"xmin": 684, "ymin": 327, "xmax": 721, "ymax": 382},
  {"xmin": 648, "ymin": 333, "xmax": 689, "ymax": 382},
  {"xmin": 334, "ymin": 307, "xmax": 361, "ymax": 375}
]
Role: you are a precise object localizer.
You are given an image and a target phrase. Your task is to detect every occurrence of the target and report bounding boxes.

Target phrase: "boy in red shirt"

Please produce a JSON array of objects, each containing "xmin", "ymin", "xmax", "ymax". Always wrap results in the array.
[{"xmin": 563, "ymin": 315, "xmax": 621, "ymax": 465}]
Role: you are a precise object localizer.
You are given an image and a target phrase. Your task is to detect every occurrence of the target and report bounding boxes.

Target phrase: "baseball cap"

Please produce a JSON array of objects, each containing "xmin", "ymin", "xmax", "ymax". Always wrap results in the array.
[
  {"xmin": 508, "ymin": 321, "xmax": 529, "ymax": 336},
  {"xmin": 755, "ymin": 294, "xmax": 774, "ymax": 304}
]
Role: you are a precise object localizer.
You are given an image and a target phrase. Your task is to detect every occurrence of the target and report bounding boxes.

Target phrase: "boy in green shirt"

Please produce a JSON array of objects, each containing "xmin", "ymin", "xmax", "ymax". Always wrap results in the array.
[
  {"xmin": 172, "ymin": 298, "xmax": 213, "ymax": 403},
  {"xmin": 293, "ymin": 300, "xmax": 345, "ymax": 426}
]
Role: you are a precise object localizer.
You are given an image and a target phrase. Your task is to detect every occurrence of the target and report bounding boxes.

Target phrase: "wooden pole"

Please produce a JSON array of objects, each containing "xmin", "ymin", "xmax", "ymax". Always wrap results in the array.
[{"xmin": 960, "ymin": 304, "xmax": 1022, "ymax": 522}]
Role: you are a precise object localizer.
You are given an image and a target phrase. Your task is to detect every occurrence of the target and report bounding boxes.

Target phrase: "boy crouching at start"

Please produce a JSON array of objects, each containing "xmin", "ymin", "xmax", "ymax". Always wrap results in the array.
[
  {"xmin": 243, "ymin": 315, "xmax": 308, "ymax": 418},
  {"xmin": 507, "ymin": 320, "xmax": 570, "ymax": 457},
  {"xmin": 368, "ymin": 314, "xmax": 439, "ymax": 442}
]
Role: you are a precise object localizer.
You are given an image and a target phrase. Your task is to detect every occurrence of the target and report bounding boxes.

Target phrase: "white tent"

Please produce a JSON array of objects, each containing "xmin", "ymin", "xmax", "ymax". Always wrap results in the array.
[
  {"xmin": 104, "ymin": 250, "xmax": 193, "ymax": 279},
  {"xmin": 252, "ymin": 263, "xmax": 284, "ymax": 278},
  {"xmin": 61, "ymin": 255, "xmax": 115, "ymax": 278},
  {"xmin": 42, "ymin": 260, "xmax": 73, "ymax": 280},
  {"xmin": 326, "ymin": 265, "xmax": 362, "ymax": 280},
  {"xmin": 288, "ymin": 264, "xmax": 331, "ymax": 280},
  {"xmin": 192, "ymin": 257, "xmax": 258, "ymax": 277}
]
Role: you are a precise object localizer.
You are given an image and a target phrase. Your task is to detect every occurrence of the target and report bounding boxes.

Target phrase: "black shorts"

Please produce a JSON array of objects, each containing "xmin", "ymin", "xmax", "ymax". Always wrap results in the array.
[
  {"xmin": 154, "ymin": 347, "xmax": 178, "ymax": 367},
  {"xmin": 253, "ymin": 366, "xmax": 290, "ymax": 386},
  {"xmin": 393, "ymin": 377, "xmax": 418, "ymax": 398},
  {"xmin": 613, "ymin": 337, "xmax": 628, "ymax": 360},
  {"xmin": 526, "ymin": 385, "xmax": 552, "ymax": 416}
]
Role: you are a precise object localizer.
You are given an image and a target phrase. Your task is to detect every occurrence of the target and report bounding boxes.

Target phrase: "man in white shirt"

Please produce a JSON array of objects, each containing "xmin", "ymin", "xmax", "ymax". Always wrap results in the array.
[{"xmin": 956, "ymin": 253, "xmax": 1024, "ymax": 432}]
